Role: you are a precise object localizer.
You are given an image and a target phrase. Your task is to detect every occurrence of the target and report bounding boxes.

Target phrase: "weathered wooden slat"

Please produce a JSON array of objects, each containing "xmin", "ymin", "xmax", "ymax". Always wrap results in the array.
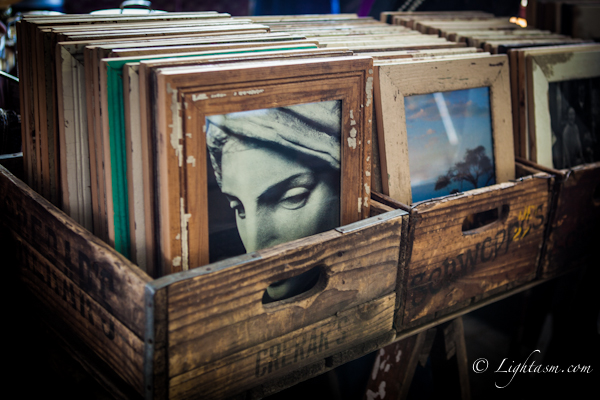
[
  {"xmin": 539, "ymin": 162, "xmax": 600, "ymax": 277},
  {"xmin": 145, "ymin": 284, "xmax": 169, "ymax": 400},
  {"xmin": 8, "ymin": 228, "xmax": 145, "ymax": 393},
  {"xmin": 168, "ymin": 293, "xmax": 396, "ymax": 400},
  {"xmin": 242, "ymin": 330, "xmax": 394, "ymax": 399},
  {"xmin": 164, "ymin": 211, "xmax": 405, "ymax": 377},
  {"xmin": 0, "ymin": 165, "xmax": 150, "ymax": 337},
  {"xmin": 399, "ymin": 175, "xmax": 552, "ymax": 327}
]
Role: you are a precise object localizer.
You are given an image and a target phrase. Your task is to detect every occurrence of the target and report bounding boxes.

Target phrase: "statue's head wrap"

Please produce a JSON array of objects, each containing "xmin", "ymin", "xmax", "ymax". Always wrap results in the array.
[{"xmin": 206, "ymin": 100, "xmax": 341, "ymax": 187}]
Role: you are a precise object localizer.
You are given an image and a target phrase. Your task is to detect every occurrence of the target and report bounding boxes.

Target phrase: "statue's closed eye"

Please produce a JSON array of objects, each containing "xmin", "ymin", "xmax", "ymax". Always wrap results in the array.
[{"xmin": 279, "ymin": 187, "xmax": 310, "ymax": 210}]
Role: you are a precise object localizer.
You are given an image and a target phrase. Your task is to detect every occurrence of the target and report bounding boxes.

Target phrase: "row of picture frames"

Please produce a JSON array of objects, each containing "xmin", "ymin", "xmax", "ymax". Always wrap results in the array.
[
  {"xmin": 88, "ymin": 48, "xmax": 600, "ymax": 280},
  {"xmin": 18, "ymin": 14, "xmax": 600, "ymax": 285},
  {"xmin": 185, "ymin": 46, "xmax": 600, "ymax": 281},
  {"xmin": 160, "ymin": 53, "xmax": 515, "ymax": 278}
]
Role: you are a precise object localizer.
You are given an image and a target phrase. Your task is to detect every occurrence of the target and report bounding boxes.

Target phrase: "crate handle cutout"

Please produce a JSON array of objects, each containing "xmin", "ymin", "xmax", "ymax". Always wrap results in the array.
[
  {"xmin": 462, "ymin": 205, "xmax": 510, "ymax": 235},
  {"xmin": 262, "ymin": 265, "xmax": 325, "ymax": 305}
]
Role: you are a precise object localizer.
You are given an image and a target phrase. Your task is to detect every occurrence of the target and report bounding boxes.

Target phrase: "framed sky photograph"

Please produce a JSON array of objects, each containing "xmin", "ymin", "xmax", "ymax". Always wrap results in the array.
[
  {"xmin": 153, "ymin": 56, "xmax": 373, "ymax": 275},
  {"xmin": 405, "ymin": 87, "xmax": 496, "ymax": 202},
  {"xmin": 374, "ymin": 55, "xmax": 515, "ymax": 204},
  {"xmin": 526, "ymin": 49, "xmax": 600, "ymax": 169}
]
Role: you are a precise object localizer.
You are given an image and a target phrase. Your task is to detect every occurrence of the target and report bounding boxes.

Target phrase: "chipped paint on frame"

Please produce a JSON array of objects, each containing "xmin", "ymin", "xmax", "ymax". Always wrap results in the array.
[
  {"xmin": 167, "ymin": 83, "xmax": 184, "ymax": 168},
  {"xmin": 236, "ymin": 89, "xmax": 265, "ymax": 96},
  {"xmin": 192, "ymin": 93, "xmax": 209, "ymax": 101},
  {"xmin": 366, "ymin": 76, "xmax": 374, "ymax": 107},
  {"xmin": 180, "ymin": 198, "xmax": 192, "ymax": 271}
]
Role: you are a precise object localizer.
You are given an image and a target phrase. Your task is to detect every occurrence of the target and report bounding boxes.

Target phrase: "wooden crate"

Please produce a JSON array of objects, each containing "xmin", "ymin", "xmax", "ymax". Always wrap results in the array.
[
  {"xmin": 517, "ymin": 159, "xmax": 600, "ymax": 279},
  {"xmin": 0, "ymin": 164, "xmax": 407, "ymax": 400},
  {"xmin": 373, "ymin": 167, "xmax": 553, "ymax": 329}
]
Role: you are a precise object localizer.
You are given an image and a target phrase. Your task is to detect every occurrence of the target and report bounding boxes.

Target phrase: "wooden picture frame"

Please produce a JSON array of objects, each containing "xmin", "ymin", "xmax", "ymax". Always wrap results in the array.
[
  {"xmin": 126, "ymin": 48, "xmax": 350, "ymax": 276},
  {"xmin": 152, "ymin": 56, "xmax": 373, "ymax": 275},
  {"xmin": 526, "ymin": 48, "xmax": 600, "ymax": 168},
  {"xmin": 508, "ymin": 43, "xmax": 600, "ymax": 160},
  {"xmin": 375, "ymin": 54, "xmax": 515, "ymax": 204}
]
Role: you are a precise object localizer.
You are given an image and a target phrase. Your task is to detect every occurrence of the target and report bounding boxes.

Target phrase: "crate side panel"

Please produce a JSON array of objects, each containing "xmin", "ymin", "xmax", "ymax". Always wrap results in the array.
[
  {"xmin": 402, "ymin": 177, "xmax": 550, "ymax": 326},
  {"xmin": 0, "ymin": 165, "xmax": 150, "ymax": 337},
  {"xmin": 542, "ymin": 163, "xmax": 600, "ymax": 277},
  {"xmin": 166, "ymin": 214, "xmax": 403, "ymax": 377},
  {"xmin": 168, "ymin": 293, "xmax": 395, "ymax": 400},
  {"xmin": 8, "ymin": 228, "xmax": 145, "ymax": 393}
]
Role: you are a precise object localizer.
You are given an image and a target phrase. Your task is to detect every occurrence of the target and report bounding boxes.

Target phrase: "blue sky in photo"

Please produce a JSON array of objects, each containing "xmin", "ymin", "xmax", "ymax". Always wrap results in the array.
[{"xmin": 405, "ymin": 87, "xmax": 495, "ymax": 202}]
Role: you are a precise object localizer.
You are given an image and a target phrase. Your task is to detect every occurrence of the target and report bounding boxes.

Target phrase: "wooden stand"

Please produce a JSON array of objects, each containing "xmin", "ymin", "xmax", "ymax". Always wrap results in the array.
[{"xmin": 363, "ymin": 317, "xmax": 470, "ymax": 400}]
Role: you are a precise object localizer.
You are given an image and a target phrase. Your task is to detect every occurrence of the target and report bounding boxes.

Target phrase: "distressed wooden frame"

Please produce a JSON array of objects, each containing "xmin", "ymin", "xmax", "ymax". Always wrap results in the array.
[
  {"xmin": 54, "ymin": 33, "xmax": 314, "ymax": 236},
  {"xmin": 153, "ymin": 56, "xmax": 374, "ymax": 275},
  {"xmin": 125, "ymin": 47, "xmax": 350, "ymax": 276},
  {"xmin": 375, "ymin": 54, "xmax": 515, "ymax": 204},
  {"xmin": 508, "ymin": 43, "xmax": 600, "ymax": 161},
  {"xmin": 526, "ymin": 49, "xmax": 600, "ymax": 168}
]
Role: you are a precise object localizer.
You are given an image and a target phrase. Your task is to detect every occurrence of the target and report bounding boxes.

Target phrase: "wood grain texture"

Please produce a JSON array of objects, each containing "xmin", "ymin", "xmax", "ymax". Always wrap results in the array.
[
  {"xmin": 124, "ymin": 64, "xmax": 145, "ymax": 269},
  {"xmin": 16, "ymin": 21, "xmax": 31, "ymax": 186},
  {"xmin": 168, "ymin": 294, "xmax": 395, "ymax": 400},
  {"xmin": 8, "ymin": 229, "xmax": 145, "ymax": 394},
  {"xmin": 43, "ymin": 31, "xmax": 60, "ymax": 206},
  {"xmin": 162, "ymin": 211, "xmax": 404, "ymax": 379},
  {"xmin": 145, "ymin": 285, "xmax": 168, "ymax": 400},
  {"xmin": 539, "ymin": 162, "xmax": 600, "ymax": 277},
  {"xmin": 84, "ymin": 46, "xmax": 109, "ymax": 242},
  {"xmin": 398, "ymin": 174, "xmax": 552, "ymax": 327},
  {"xmin": 35, "ymin": 28, "xmax": 49, "ymax": 199},
  {"xmin": 241, "ymin": 330, "xmax": 395, "ymax": 400},
  {"xmin": 0, "ymin": 165, "xmax": 151, "ymax": 337},
  {"xmin": 56, "ymin": 44, "xmax": 94, "ymax": 232}
]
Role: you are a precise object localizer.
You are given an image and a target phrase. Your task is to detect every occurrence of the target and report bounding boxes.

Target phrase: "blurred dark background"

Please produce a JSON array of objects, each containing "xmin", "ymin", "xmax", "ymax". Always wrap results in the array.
[
  {"xmin": 10, "ymin": 0, "xmax": 522, "ymax": 17},
  {"xmin": 3, "ymin": 1, "xmax": 597, "ymax": 400}
]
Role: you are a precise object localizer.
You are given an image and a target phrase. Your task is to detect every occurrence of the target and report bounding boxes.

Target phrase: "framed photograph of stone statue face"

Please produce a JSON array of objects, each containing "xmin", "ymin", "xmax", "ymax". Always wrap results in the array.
[
  {"xmin": 205, "ymin": 101, "xmax": 342, "ymax": 263},
  {"xmin": 374, "ymin": 55, "xmax": 515, "ymax": 204},
  {"xmin": 526, "ymin": 49, "xmax": 600, "ymax": 169},
  {"xmin": 153, "ymin": 56, "xmax": 373, "ymax": 275}
]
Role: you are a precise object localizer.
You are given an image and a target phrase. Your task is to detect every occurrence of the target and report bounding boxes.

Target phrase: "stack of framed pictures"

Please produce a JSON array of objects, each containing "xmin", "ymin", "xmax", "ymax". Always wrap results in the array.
[
  {"xmin": 529, "ymin": 0, "xmax": 600, "ymax": 41},
  {"xmin": 380, "ymin": 10, "xmax": 495, "ymax": 26},
  {"xmin": 381, "ymin": 11, "xmax": 599, "ymax": 173},
  {"xmin": 18, "ymin": 12, "xmax": 255, "ymax": 206},
  {"xmin": 19, "ymin": 12, "xmax": 398, "ymax": 280},
  {"xmin": 23, "ymin": 10, "xmax": 562, "ymax": 280},
  {"xmin": 385, "ymin": 11, "xmax": 585, "ymax": 54}
]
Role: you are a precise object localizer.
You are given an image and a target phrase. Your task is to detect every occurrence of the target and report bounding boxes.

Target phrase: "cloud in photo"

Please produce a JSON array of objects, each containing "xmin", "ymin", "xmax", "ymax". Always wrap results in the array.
[{"xmin": 405, "ymin": 87, "xmax": 490, "ymax": 122}]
